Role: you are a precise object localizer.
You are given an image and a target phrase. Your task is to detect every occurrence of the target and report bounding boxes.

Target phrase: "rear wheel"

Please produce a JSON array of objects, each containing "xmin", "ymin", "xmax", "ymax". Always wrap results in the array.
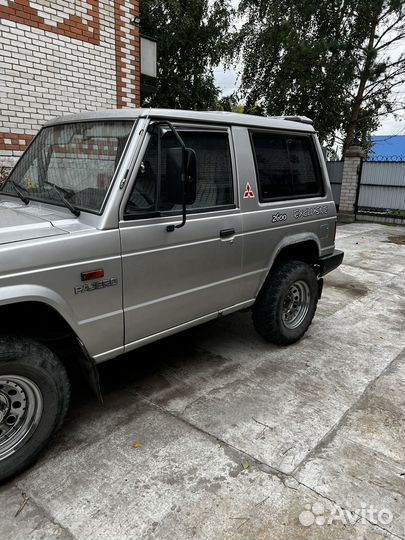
[
  {"xmin": 252, "ymin": 261, "xmax": 318, "ymax": 345},
  {"xmin": 0, "ymin": 336, "xmax": 70, "ymax": 483}
]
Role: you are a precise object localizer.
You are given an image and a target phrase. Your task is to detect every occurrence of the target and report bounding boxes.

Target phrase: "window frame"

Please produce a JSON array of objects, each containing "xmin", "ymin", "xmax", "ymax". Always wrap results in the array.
[
  {"xmin": 123, "ymin": 123, "xmax": 237, "ymax": 221},
  {"xmin": 249, "ymin": 129, "xmax": 325, "ymax": 203}
]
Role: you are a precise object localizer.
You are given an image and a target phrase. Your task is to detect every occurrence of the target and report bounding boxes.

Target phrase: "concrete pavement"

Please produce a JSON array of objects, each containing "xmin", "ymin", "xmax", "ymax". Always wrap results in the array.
[{"xmin": 1, "ymin": 222, "xmax": 404, "ymax": 539}]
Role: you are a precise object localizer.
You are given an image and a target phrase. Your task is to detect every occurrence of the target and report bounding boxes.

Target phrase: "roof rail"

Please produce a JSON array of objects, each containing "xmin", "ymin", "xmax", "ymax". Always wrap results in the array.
[{"xmin": 272, "ymin": 115, "xmax": 313, "ymax": 125}]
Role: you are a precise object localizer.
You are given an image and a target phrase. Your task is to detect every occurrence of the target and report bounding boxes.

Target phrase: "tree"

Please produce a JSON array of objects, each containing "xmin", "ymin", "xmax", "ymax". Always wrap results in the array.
[
  {"xmin": 140, "ymin": 0, "xmax": 233, "ymax": 110},
  {"xmin": 237, "ymin": 0, "xmax": 405, "ymax": 150},
  {"xmin": 342, "ymin": 0, "xmax": 405, "ymax": 150}
]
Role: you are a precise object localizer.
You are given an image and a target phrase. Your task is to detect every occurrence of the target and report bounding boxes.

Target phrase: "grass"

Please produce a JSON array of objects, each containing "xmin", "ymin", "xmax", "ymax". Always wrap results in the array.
[
  {"xmin": 387, "ymin": 209, "xmax": 405, "ymax": 219},
  {"xmin": 358, "ymin": 207, "xmax": 405, "ymax": 219}
]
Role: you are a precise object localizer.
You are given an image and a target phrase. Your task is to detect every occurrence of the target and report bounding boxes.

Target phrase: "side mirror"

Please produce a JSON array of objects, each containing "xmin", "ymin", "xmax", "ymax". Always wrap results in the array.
[{"xmin": 166, "ymin": 147, "xmax": 197, "ymax": 205}]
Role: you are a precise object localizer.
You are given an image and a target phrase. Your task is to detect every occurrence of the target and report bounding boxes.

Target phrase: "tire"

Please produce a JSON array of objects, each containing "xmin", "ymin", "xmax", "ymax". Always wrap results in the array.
[
  {"xmin": 252, "ymin": 261, "xmax": 318, "ymax": 345},
  {"xmin": 0, "ymin": 336, "xmax": 70, "ymax": 483}
]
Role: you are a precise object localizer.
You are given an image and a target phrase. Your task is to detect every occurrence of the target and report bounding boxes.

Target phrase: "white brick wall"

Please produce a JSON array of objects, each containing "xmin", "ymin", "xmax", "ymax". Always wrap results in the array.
[
  {"xmin": 0, "ymin": 0, "xmax": 140, "ymax": 168},
  {"xmin": 339, "ymin": 156, "xmax": 361, "ymax": 213}
]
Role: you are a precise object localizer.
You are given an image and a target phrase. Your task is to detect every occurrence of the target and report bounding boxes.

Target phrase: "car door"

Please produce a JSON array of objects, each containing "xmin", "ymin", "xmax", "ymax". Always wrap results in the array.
[{"xmin": 119, "ymin": 122, "xmax": 246, "ymax": 350}]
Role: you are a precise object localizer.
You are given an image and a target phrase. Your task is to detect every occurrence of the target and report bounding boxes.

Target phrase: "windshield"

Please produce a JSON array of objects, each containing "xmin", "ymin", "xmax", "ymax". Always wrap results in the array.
[{"xmin": 1, "ymin": 120, "xmax": 134, "ymax": 213}]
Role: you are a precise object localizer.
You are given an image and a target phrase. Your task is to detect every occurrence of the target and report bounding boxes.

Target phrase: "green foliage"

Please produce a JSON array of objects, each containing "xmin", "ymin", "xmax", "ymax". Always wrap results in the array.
[
  {"xmin": 216, "ymin": 93, "xmax": 264, "ymax": 115},
  {"xmin": 216, "ymin": 93, "xmax": 239, "ymax": 111},
  {"xmin": 237, "ymin": 0, "xmax": 405, "ymax": 150},
  {"xmin": 140, "ymin": 0, "xmax": 233, "ymax": 110}
]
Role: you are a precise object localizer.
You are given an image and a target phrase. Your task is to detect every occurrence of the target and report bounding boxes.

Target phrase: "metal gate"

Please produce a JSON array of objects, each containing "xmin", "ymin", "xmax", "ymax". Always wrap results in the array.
[{"xmin": 326, "ymin": 161, "xmax": 343, "ymax": 206}]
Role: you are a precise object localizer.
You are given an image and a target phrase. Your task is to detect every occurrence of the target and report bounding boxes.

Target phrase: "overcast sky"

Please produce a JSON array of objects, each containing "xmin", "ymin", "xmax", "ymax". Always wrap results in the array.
[{"xmin": 213, "ymin": 3, "xmax": 405, "ymax": 136}]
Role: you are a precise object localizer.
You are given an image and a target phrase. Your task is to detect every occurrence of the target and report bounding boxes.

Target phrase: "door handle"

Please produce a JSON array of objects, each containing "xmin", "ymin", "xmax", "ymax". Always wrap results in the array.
[{"xmin": 220, "ymin": 228, "xmax": 235, "ymax": 239}]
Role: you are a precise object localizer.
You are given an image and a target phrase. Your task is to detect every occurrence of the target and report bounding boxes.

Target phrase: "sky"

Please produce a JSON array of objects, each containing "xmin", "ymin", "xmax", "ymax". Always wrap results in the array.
[
  {"xmin": 214, "ymin": 65, "xmax": 405, "ymax": 135},
  {"xmin": 213, "ymin": 2, "xmax": 405, "ymax": 137}
]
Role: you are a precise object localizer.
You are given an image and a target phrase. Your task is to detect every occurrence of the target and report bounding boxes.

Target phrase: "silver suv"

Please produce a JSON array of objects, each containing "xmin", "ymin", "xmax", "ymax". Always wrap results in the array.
[{"xmin": 0, "ymin": 109, "xmax": 343, "ymax": 481}]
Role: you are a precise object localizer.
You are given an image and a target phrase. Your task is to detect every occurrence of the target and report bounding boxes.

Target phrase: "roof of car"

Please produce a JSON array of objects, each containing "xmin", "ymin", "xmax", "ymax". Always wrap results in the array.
[{"xmin": 44, "ymin": 108, "xmax": 315, "ymax": 133}]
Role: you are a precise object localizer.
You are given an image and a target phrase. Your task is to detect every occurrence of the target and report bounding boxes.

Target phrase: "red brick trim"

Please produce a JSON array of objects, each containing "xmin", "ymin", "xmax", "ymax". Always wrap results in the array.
[
  {"xmin": 0, "ymin": 0, "xmax": 100, "ymax": 45},
  {"xmin": 134, "ymin": 0, "xmax": 141, "ymax": 107},
  {"xmin": 0, "ymin": 133, "xmax": 33, "ymax": 152},
  {"xmin": 114, "ymin": 0, "xmax": 125, "ymax": 109},
  {"xmin": 114, "ymin": 0, "xmax": 141, "ymax": 108}
]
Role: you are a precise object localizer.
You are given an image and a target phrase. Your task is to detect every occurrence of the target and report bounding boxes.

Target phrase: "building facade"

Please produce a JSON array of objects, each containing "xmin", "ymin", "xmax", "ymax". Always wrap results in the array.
[{"xmin": 0, "ymin": 0, "xmax": 141, "ymax": 169}]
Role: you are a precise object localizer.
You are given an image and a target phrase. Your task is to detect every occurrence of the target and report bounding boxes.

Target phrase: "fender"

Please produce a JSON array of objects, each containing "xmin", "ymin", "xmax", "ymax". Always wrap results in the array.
[
  {"xmin": 0, "ymin": 284, "xmax": 80, "ymax": 336},
  {"xmin": 255, "ymin": 232, "xmax": 322, "ymax": 296},
  {"xmin": 0, "ymin": 284, "xmax": 102, "ymax": 400}
]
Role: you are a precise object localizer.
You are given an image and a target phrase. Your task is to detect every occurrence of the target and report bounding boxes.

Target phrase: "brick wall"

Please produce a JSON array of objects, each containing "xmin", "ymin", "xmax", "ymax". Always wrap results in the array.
[
  {"xmin": 0, "ymin": 0, "xmax": 140, "ymax": 168},
  {"xmin": 339, "ymin": 147, "xmax": 364, "ymax": 219},
  {"xmin": 339, "ymin": 159, "xmax": 359, "ymax": 212}
]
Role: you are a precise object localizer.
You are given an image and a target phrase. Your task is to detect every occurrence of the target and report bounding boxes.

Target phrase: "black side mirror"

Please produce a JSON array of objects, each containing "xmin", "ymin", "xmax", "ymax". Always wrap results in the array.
[{"xmin": 166, "ymin": 147, "xmax": 197, "ymax": 205}]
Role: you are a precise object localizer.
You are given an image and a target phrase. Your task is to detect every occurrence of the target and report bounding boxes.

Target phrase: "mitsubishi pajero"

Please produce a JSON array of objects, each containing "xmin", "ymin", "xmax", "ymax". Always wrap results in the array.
[{"xmin": 0, "ymin": 109, "xmax": 343, "ymax": 480}]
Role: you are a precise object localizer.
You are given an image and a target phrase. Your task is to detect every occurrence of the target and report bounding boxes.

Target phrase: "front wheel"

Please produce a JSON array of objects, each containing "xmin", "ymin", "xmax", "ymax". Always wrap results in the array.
[
  {"xmin": 0, "ymin": 336, "xmax": 70, "ymax": 483},
  {"xmin": 252, "ymin": 261, "xmax": 319, "ymax": 345}
]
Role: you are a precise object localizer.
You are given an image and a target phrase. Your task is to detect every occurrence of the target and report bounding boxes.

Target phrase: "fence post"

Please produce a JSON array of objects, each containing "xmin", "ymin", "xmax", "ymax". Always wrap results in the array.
[{"xmin": 338, "ymin": 146, "xmax": 365, "ymax": 222}]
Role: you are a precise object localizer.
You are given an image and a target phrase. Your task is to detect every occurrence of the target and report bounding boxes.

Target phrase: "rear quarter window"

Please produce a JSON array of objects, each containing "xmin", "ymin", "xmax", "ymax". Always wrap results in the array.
[{"xmin": 250, "ymin": 131, "xmax": 324, "ymax": 202}]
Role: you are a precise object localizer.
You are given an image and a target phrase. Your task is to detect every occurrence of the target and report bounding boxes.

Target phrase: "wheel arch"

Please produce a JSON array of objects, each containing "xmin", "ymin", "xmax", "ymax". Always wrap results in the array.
[
  {"xmin": 256, "ymin": 234, "xmax": 321, "ymax": 297},
  {"xmin": 0, "ymin": 298, "xmax": 101, "ymax": 400}
]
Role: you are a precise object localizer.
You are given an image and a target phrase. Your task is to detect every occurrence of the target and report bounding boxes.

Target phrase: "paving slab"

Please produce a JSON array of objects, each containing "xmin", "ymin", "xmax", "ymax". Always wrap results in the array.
[
  {"xmin": 4, "ymin": 396, "xmax": 399, "ymax": 540},
  {"xmin": 0, "ymin": 484, "xmax": 73, "ymax": 540},
  {"xmin": 295, "ymin": 351, "xmax": 405, "ymax": 538}
]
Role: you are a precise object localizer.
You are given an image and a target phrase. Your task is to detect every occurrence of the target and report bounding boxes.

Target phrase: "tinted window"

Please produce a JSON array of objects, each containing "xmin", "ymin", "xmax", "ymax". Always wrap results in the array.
[
  {"xmin": 126, "ymin": 129, "xmax": 234, "ymax": 215},
  {"xmin": 286, "ymin": 136, "xmax": 322, "ymax": 196},
  {"xmin": 251, "ymin": 133, "xmax": 292, "ymax": 199},
  {"xmin": 251, "ymin": 132, "xmax": 323, "ymax": 201}
]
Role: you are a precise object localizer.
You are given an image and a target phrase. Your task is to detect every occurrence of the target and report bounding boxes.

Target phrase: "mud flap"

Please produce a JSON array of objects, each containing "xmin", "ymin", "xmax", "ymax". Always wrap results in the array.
[
  {"xmin": 76, "ymin": 337, "xmax": 103, "ymax": 404},
  {"xmin": 317, "ymin": 277, "xmax": 324, "ymax": 299}
]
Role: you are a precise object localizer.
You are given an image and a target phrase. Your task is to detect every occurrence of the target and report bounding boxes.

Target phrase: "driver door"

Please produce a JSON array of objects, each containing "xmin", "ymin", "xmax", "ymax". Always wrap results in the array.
[{"xmin": 119, "ymin": 123, "xmax": 245, "ymax": 350}]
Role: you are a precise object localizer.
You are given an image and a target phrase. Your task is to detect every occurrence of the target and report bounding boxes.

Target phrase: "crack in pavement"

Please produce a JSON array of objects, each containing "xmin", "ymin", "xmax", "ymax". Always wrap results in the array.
[
  {"xmin": 12, "ymin": 488, "xmax": 75, "ymax": 540},
  {"xmin": 129, "ymin": 360, "xmax": 405, "ymax": 540},
  {"xmin": 291, "ymin": 347, "xmax": 405, "ymax": 477}
]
